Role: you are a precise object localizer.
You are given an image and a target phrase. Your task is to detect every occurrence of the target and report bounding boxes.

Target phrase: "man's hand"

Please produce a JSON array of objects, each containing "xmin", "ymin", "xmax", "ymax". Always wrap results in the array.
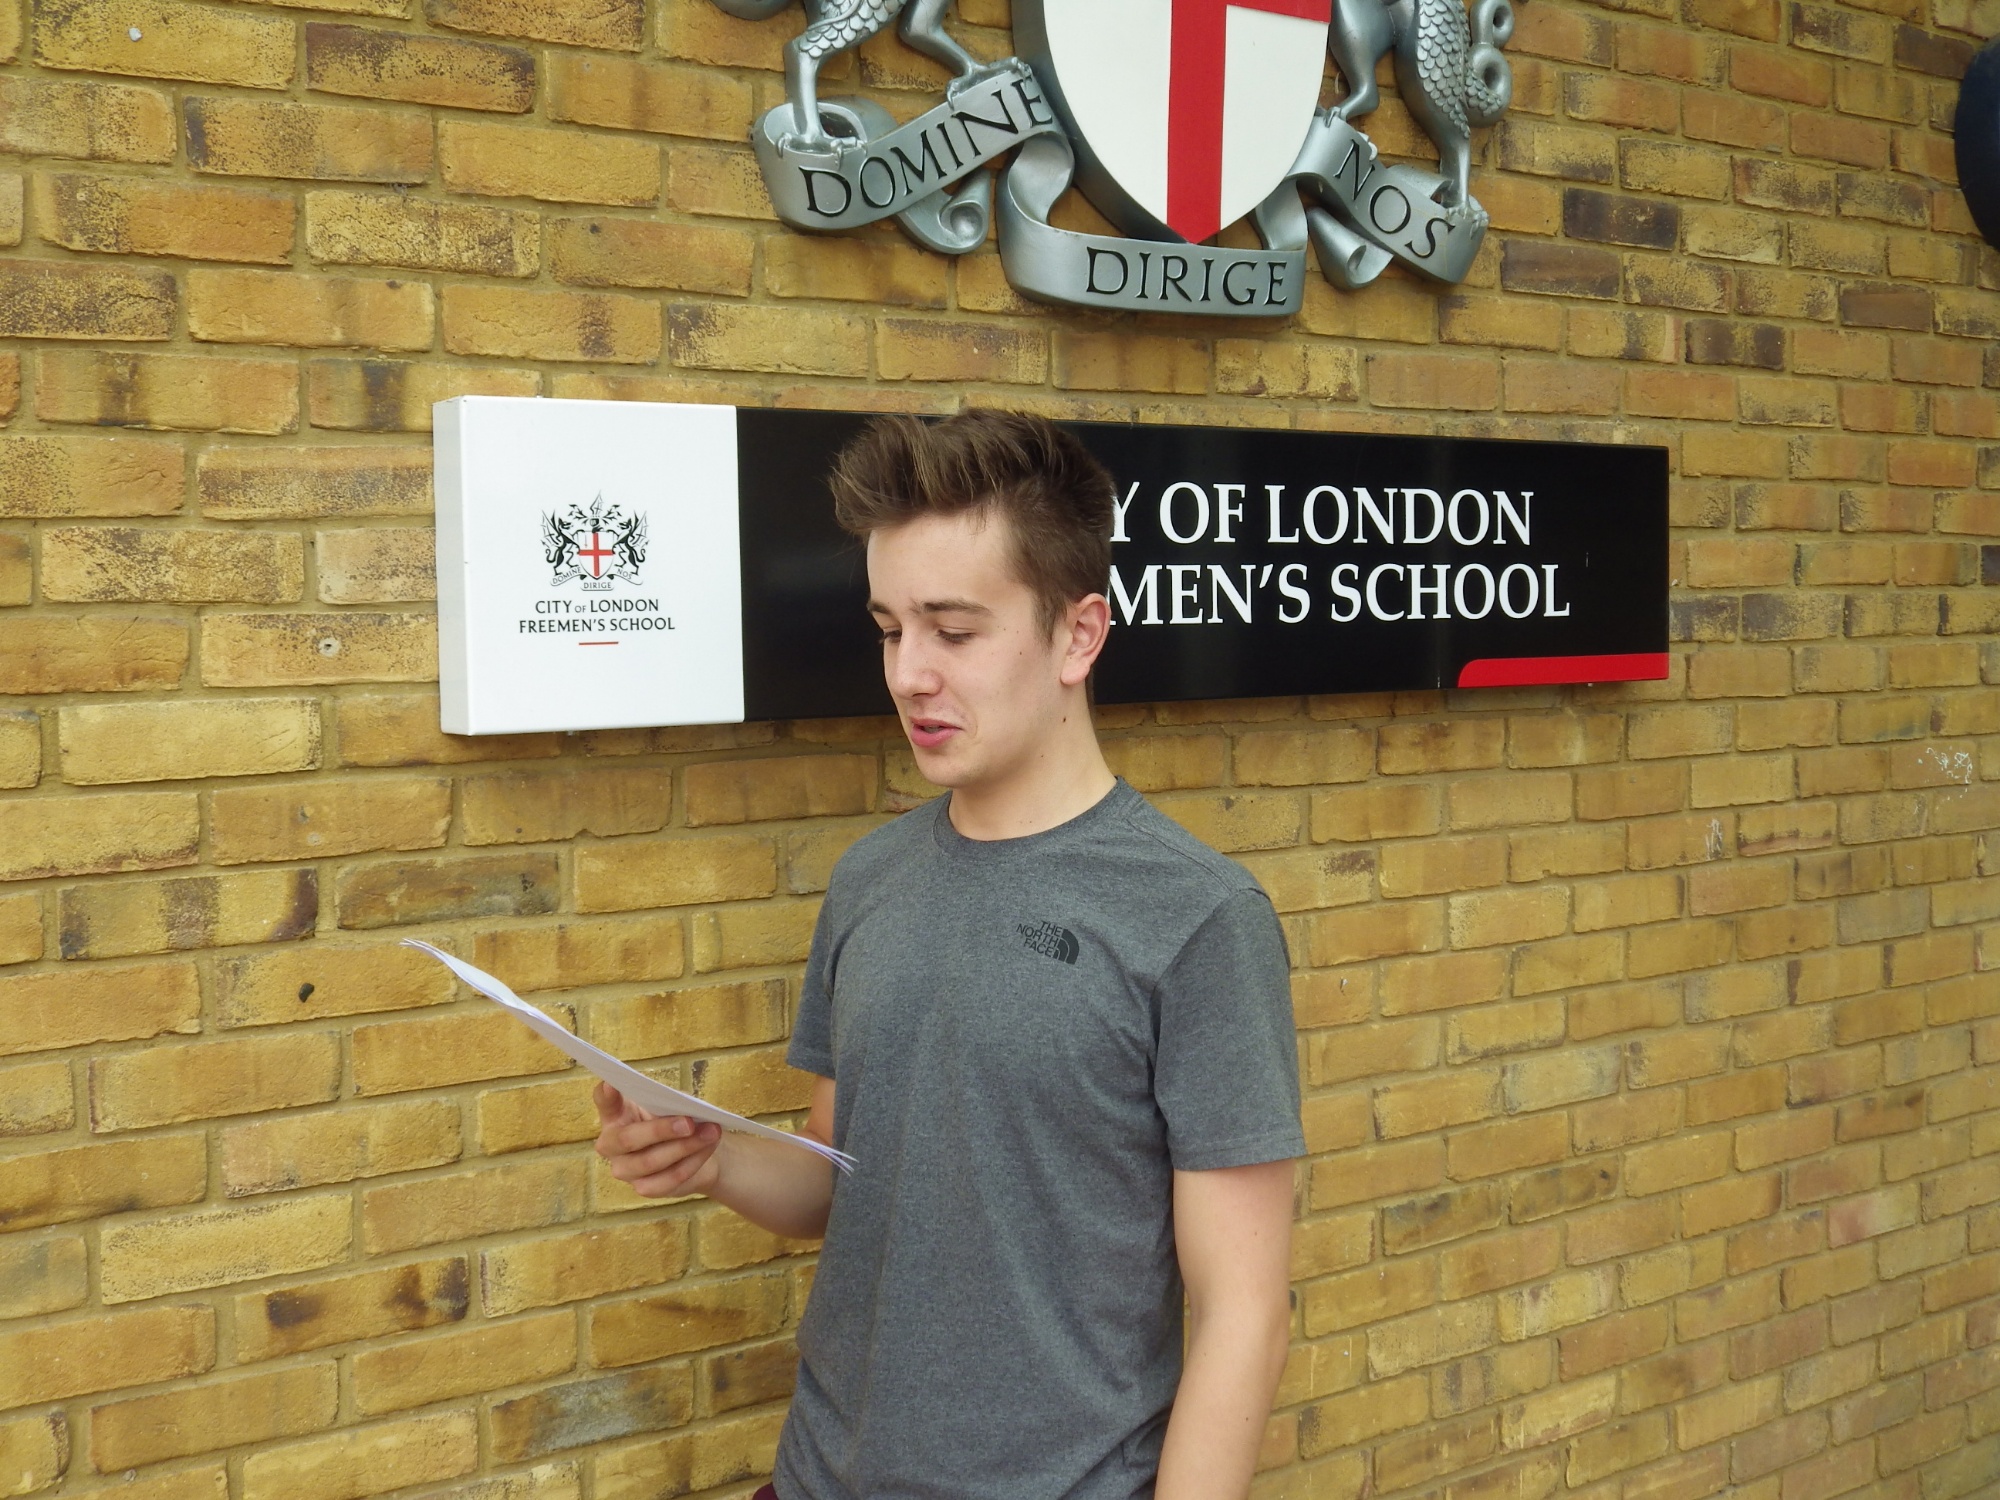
[{"xmin": 593, "ymin": 1082, "xmax": 724, "ymax": 1198}]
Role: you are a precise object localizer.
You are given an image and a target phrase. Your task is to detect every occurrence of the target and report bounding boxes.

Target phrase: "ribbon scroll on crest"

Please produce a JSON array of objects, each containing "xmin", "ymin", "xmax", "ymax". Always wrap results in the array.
[{"xmin": 712, "ymin": 0, "xmax": 1514, "ymax": 316}]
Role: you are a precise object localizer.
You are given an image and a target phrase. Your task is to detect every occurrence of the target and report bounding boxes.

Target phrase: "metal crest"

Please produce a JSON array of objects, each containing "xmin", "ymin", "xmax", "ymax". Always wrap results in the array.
[{"xmin": 707, "ymin": 0, "xmax": 1514, "ymax": 314}]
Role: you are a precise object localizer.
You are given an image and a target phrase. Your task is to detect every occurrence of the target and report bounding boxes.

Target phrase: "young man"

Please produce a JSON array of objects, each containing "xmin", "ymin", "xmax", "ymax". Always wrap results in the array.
[{"xmin": 594, "ymin": 410, "xmax": 1305, "ymax": 1500}]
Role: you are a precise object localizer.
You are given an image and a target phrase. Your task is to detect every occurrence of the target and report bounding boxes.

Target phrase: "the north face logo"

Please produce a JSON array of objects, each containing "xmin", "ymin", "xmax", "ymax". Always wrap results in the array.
[{"xmin": 1017, "ymin": 921, "xmax": 1079, "ymax": 965}]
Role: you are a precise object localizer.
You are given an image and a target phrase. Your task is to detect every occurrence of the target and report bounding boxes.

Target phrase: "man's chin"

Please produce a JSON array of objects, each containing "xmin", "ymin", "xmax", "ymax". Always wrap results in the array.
[{"xmin": 907, "ymin": 738, "xmax": 974, "ymax": 789}]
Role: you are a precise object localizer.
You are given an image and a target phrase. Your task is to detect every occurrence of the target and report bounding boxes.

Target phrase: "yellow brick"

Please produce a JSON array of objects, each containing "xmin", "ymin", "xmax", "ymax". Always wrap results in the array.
[
  {"xmin": 1381, "ymin": 720, "xmax": 1507, "ymax": 775},
  {"xmin": 548, "ymin": 52, "xmax": 751, "ymax": 140},
  {"xmin": 1299, "ymin": 1374, "xmax": 1429, "ymax": 1452},
  {"xmin": 56, "ymin": 697, "xmax": 317, "ymax": 786},
  {"xmin": 352, "ymin": 1005, "xmax": 573, "ymax": 1095},
  {"xmin": 200, "ymin": 610, "xmax": 436, "ymax": 686},
  {"xmin": 34, "ymin": 0, "xmax": 295, "ymax": 88},
  {"xmin": 691, "ymin": 899, "xmax": 817, "ymax": 972},
  {"xmin": 235, "ymin": 1258, "xmax": 470, "ymax": 1361},
  {"xmin": 198, "ymin": 444, "xmax": 433, "ymax": 519},
  {"xmin": 477, "ymin": 1075, "xmax": 598, "ymax": 1154},
  {"xmin": 361, "ymin": 1158, "xmax": 588, "ymax": 1254},
  {"xmin": 684, "ymin": 756, "xmax": 874, "ymax": 826},
  {"xmin": 593, "ymin": 978, "xmax": 789, "ymax": 1060},
  {"xmin": 471, "ymin": 914, "xmax": 684, "ymax": 991},
  {"xmin": 595, "ymin": 1409, "xmax": 785, "ymax": 1500},
  {"xmin": 1312, "ymin": 782, "xmax": 1442, "ymax": 842},
  {"xmin": 589, "ymin": 1273, "xmax": 788, "ymax": 1366},
  {"xmin": 683, "ymin": 1044, "xmax": 811, "ymax": 1118},
  {"xmin": 1054, "ymin": 330, "xmax": 1208, "ymax": 395},
  {"xmin": 0, "ymin": 1232, "xmax": 87, "ymax": 1318},
  {"xmin": 0, "ymin": 1412, "xmax": 66, "ymax": 1491},
  {"xmin": 1234, "ymin": 727, "xmax": 1373, "ymax": 786},
  {"xmin": 441, "ymin": 120, "xmax": 660, "ymax": 206},
  {"xmin": 482, "ymin": 1220, "xmax": 691, "ymax": 1316},
  {"xmin": 222, "ymin": 1097, "xmax": 462, "ymax": 1197},
  {"xmin": 210, "ymin": 776, "xmax": 448, "ymax": 866},
  {"xmin": 491, "ymin": 1366, "xmax": 691, "ymax": 1461},
  {"xmin": 876, "ymin": 318, "xmax": 1047, "ymax": 384},
  {"xmin": 188, "ymin": 268, "xmax": 434, "ymax": 351},
  {"xmin": 354, "ymin": 1312, "xmax": 575, "ymax": 1414},
  {"xmin": 1375, "ymin": 1069, "xmax": 1501, "ymax": 1138},
  {"xmin": 333, "ymin": 849, "xmax": 558, "ymax": 930},
  {"xmin": 90, "ymin": 1364, "xmax": 338, "ymax": 1469},
  {"xmin": 548, "ymin": 215, "xmax": 754, "ymax": 297},
  {"xmin": 315, "ymin": 526, "xmax": 435, "ymax": 604},
  {"xmin": 768, "ymin": 236, "xmax": 949, "ymax": 308},
  {"xmin": 212, "ymin": 934, "xmax": 456, "ymax": 1027},
  {"xmin": 309, "ymin": 359, "xmax": 541, "ymax": 431},
  {"xmin": 1215, "ymin": 339, "xmax": 1359, "ymax": 399},
  {"xmin": 0, "ymin": 532, "xmax": 26, "ymax": 607},
  {"xmin": 460, "ymin": 765, "xmax": 666, "ymax": 846},
  {"xmin": 43, "ymin": 525, "xmax": 301, "ymax": 604},
  {"xmin": 185, "ymin": 96, "xmax": 432, "ymax": 183},
  {"xmin": 0, "ymin": 711, "xmax": 39, "ymax": 791},
  {"xmin": 442, "ymin": 284, "xmax": 661, "ymax": 363},
  {"xmin": 1450, "ymin": 886, "xmax": 1569, "ymax": 947},
  {"xmin": 34, "ymin": 171, "xmax": 294, "ymax": 263},
  {"xmin": 668, "ymin": 302, "xmax": 870, "ymax": 377},
  {"xmin": 1157, "ymin": 790, "xmax": 1304, "ymax": 853},
  {"xmin": 0, "ymin": 1304, "xmax": 213, "ymax": 1410},
  {"xmin": 0, "ymin": 958, "xmax": 198, "ymax": 1057},
  {"xmin": 241, "ymin": 1412, "xmax": 479, "ymax": 1500},
  {"xmin": 0, "ymin": 1058, "xmax": 70, "ymax": 1137},
  {"xmin": 0, "ymin": 258, "xmax": 174, "ymax": 340},
  {"xmin": 0, "ymin": 431, "xmax": 183, "ymax": 518},
  {"xmin": 574, "ymin": 832, "xmax": 777, "ymax": 913},
  {"xmin": 307, "ymin": 188, "xmax": 539, "ymax": 277},
  {"xmin": 1380, "ymin": 836, "xmax": 1508, "ymax": 897},
  {"xmin": 428, "ymin": 0, "xmax": 642, "ymax": 48},
  {"xmin": 37, "ymin": 348, "xmax": 298, "ymax": 435},
  {"xmin": 100, "ymin": 1194, "xmax": 351, "ymax": 1303},
  {"xmin": 306, "ymin": 22, "xmax": 535, "ymax": 113},
  {"xmin": 91, "ymin": 1030, "xmax": 340, "ymax": 1131},
  {"xmin": 0, "ymin": 785, "xmax": 200, "ymax": 880},
  {"xmin": 0, "ymin": 74, "xmax": 176, "ymax": 162}
]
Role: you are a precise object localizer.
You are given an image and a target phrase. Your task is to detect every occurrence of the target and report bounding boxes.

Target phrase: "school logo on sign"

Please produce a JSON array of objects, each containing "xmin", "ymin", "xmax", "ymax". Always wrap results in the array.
[
  {"xmin": 542, "ymin": 497, "xmax": 649, "ymax": 591},
  {"xmin": 703, "ymin": 0, "xmax": 1513, "ymax": 314}
]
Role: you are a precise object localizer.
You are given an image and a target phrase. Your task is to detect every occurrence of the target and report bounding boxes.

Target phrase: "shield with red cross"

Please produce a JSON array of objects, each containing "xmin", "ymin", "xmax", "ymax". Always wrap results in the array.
[{"xmin": 1016, "ymin": 0, "xmax": 1332, "ymax": 245}]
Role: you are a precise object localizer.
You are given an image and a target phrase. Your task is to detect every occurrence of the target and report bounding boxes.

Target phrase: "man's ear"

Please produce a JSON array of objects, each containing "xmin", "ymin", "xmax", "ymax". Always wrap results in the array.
[{"xmin": 1057, "ymin": 594, "xmax": 1112, "ymax": 688}]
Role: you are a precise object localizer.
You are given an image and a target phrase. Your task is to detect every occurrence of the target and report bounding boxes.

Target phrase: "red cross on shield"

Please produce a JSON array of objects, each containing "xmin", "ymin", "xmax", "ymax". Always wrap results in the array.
[
  {"xmin": 1021, "ymin": 0, "xmax": 1332, "ymax": 245},
  {"xmin": 578, "ymin": 531, "xmax": 617, "ymax": 578}
]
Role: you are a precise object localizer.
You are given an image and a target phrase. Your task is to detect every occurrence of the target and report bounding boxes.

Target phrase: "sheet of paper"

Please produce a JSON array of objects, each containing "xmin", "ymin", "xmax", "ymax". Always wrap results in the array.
[{"xmin": 403, "ymin": 940, "xmax": 853, "ymax": 1173}]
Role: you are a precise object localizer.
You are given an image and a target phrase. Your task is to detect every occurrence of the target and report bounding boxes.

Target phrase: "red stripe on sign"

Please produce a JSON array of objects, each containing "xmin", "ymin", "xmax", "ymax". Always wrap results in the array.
[
  {"xmin": 1457, "ymin": 652, "xmax": 1670, "ymax": 688},
  {"xmin": 579, "ymin": 640, "xmax": 620, "ymax": 647}
]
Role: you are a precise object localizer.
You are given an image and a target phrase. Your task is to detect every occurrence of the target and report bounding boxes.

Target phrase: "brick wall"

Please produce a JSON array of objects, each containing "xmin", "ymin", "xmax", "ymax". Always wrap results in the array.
[{"xmin": 0, "ymin": 0, "xmax": 1996, "ymax": 1493}]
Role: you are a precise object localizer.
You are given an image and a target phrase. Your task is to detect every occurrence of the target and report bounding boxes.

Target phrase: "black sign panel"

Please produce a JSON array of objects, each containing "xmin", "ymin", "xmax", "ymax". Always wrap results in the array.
[{"xmin": 735, "ymin": 410, "xmax": 1668, "ymax": 722}]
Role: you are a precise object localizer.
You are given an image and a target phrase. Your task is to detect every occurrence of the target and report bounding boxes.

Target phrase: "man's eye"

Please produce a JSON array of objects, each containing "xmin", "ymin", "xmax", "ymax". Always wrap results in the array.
[
  {"xmin": 877, "ymin": 630, "xmax": 900, "ymax": 645},
  {"xmin": 938, "ymin": 630, "xmax": 972, "ymax": 645}
]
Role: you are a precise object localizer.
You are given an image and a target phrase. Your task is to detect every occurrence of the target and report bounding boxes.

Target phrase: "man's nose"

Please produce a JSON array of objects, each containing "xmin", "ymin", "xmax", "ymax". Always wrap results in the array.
[{"xmin": 887, "ymin": 636, "xmax": 939, "ymax": 698}]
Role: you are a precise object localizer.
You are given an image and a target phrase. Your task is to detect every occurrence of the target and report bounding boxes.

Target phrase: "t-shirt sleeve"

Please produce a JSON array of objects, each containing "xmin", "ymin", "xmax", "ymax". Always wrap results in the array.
[
  {"xmin": 1153, "ymin": 886, "xmax": 1306, "ymax": 1171},
  {"xmin": 787, "ymin": 887, "xmax": 837, "ymax": 1078}
]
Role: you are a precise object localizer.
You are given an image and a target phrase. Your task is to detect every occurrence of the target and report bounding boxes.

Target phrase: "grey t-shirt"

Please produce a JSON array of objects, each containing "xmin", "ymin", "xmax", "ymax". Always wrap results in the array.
[{"xmin": 775, "ymin": 779, "xmax": 1305, "ymax": 1500}]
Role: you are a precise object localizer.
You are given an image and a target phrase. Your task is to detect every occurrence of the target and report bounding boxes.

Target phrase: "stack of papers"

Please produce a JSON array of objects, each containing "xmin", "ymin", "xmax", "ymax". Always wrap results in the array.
[{"xmin": 402, "ymin": 940, "xmax": 854, "ymax": 1173}]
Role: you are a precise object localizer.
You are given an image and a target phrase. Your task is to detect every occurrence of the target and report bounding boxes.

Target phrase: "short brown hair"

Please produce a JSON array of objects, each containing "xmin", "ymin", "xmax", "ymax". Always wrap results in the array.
[{"xmin": 829, "ymin": 410, "xmax": 1114, "ymax": 635}]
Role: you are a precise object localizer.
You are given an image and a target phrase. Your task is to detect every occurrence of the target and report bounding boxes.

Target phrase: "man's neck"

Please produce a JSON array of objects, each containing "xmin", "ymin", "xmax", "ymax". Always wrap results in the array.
[{"xmin": 945, "ymin": 707, "xmax": 1116, "ymax": 842}]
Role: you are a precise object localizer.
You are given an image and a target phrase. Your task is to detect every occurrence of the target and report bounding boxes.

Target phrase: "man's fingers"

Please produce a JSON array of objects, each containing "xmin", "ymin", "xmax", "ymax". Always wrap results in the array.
[{"xmin": 592, "ymin": 1082, "xmax": 626, "ymax": 1126}]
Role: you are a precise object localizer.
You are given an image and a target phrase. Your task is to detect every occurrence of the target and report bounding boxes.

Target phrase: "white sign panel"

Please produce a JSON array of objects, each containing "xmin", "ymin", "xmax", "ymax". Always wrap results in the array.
[{"xmin": 433, "ymin": 396, "xmax": 745, "ymax": 734}]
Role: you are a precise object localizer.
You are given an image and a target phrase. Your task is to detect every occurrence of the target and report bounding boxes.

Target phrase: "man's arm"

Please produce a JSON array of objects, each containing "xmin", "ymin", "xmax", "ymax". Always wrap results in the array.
[
  {"xmin": 593, "ymin": 1074, "xmax": 839, "ymax": 1241},
  {"xmin": 1154, "ymin": 1159, "xmax": 1296, "ymax": 1500}
]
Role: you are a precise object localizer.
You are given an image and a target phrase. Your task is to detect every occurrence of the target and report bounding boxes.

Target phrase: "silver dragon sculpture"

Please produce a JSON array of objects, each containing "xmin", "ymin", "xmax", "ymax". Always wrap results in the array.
[
  {"xmin": 1328, "ymin": 0, "xmax": 1514, "ymax": 219},
  {"xmin": 709, "ymin": 0, "xmax": 982, "ymax": 149}
]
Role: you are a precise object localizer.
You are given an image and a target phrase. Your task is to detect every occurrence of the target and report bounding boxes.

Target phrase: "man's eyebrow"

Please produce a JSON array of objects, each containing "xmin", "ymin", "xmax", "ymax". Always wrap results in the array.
[{"xmin": 865, "ymin": 597, "xmax": 994, "ymax": 617}]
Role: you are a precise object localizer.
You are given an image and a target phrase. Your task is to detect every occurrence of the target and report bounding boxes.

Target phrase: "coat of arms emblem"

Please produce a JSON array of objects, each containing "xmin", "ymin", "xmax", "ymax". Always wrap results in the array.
[
  {"xmin": 708, "ymin": 0, "xmax": 1513, "ymax": 314},
  {"xmin": 542, "ymin": 496, "xmax": 649, "ymax": 590}
]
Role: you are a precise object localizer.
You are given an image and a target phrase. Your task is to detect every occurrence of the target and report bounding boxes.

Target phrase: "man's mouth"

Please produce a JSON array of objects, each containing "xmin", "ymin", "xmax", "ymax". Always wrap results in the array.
[{"xmin": 908, "ymin": 718, "xmax": 959, "ymax": 749}]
